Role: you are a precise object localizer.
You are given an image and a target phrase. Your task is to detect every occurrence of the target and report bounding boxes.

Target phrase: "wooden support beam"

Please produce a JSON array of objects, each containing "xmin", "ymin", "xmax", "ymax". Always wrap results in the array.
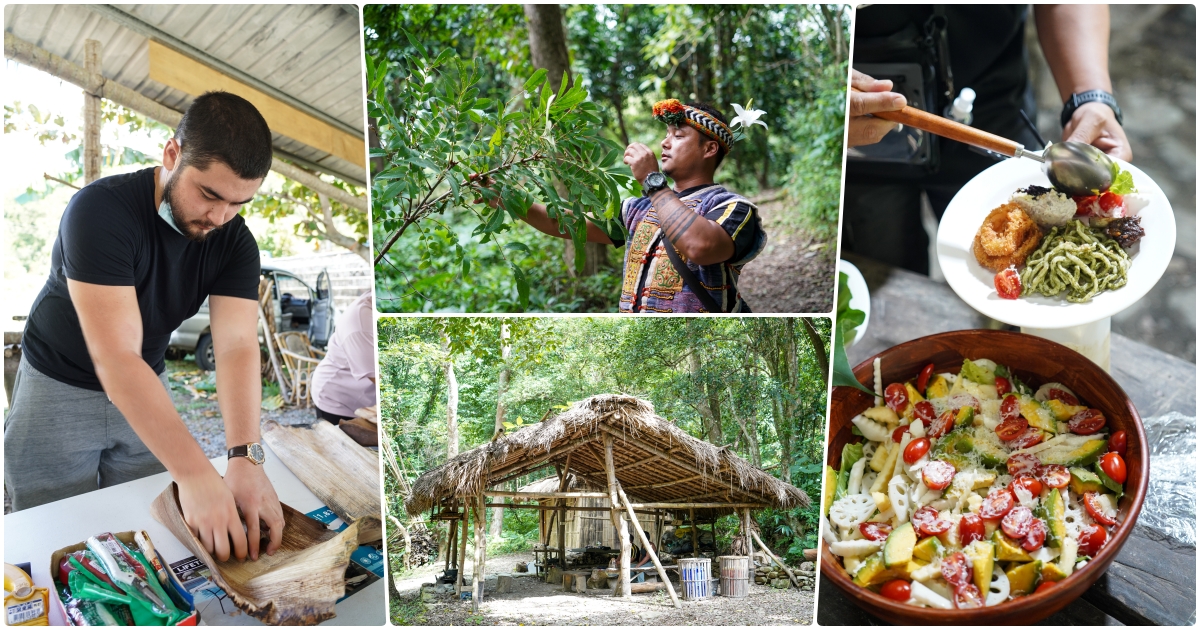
[
  {"xmin": 627, "ymin": 474, "xmax": 705, "ymax": 490},
  {"xmin": 490, "ymin": 462, "xmax": 552, "ymax": 488},
  {"xmin": 603, "ymin": 436, "xmax": 631, "ymax": 599},
  {"xmin": 750, "ymin": 529, "xmax": 800, "ymax": 589},
  {"xmin": 556, "ymin": 455, "xmax": 571, "ymax": 571},
  {"xmin": 593, "ymin": 424, "xmax": 753, "ymax": 499},
  {"xmin": 472, "ymin": 497, "xmax": 484, "ymax": 612},
  {"xmin": 689, "ymin": 508, "xmax": 699, "ymax": 559},
  {"xmin": 612, "ymin": 455, "xmax": 657, "ymax": 473},
  {"xmin": 483, "ymin": 490, "xmax": 608, "ymax": 500},
  {"xmin": 83, "ymin": 40, "xmax": 101, "ymax": 183},
  {"xmin": 617, "ymin": 484, "xmax": 680, "ymax": 608},
  {"xmin": 744, "ymin": 508, "xmax": 756, "ymax": 571},
  {"xmin": 3, "ymin": 32, "xmax": 367, "ymax": 212},
  {"xmin": 485, "ymin": 435, "xmax": 592, "ymax": 481},
  {"xmin": 480, "ymin": 503, "xmax": 659, "ymax": 515},
  {"xmin": 628, "ymin": 502, "xmax": 769, "ymax": 509},
  {"xmin": 456, "ymin": 508, "xmax": 468, "ymax": 596},
  {"xmin": 147, "ymin": 41, "xmax": 364, "ymax": 168}
]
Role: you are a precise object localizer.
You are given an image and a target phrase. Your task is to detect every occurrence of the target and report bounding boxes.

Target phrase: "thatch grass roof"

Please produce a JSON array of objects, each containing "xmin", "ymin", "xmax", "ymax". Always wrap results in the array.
[{"xmin": 407, "ymin": 395, "xmax": 808, "ymax": 517}]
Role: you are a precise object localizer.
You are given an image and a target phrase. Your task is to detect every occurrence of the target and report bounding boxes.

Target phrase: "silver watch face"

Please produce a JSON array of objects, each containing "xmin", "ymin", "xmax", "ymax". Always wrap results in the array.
[
  {"xmin": 248, "ymin": 443, "xmax": 266, "ymax": 464},
  {"xmin": 645, "ymin": 172, "xmax": 667, "ymax": 189}
]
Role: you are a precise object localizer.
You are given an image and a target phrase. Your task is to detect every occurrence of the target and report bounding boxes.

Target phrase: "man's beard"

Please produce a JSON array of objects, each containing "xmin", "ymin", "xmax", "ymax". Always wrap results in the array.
[{"xmin": 163, "ymin": 171, "xmax": 225, "ymax": 243}]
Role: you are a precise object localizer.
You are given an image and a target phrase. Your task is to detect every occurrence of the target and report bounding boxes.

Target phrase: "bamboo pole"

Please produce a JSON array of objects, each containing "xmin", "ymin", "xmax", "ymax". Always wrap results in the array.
[
  {"xmin": 83, "ymin": 40, "xmax": 101, "ymax": 183},
  {"xmin": 617, "ymin": 485, "xmax": 680, "ymax": 608},
  {"xmin": 750, "ymin": 529, "xmax": 800, "ymax": 589},
  {"xmin": 556, "ymin": 455, "xmax": 571, "ymax": 570},
  {"xmin": 456, "ymin": 507, "xmax": 467, "ymax": 596},
  {"xmin": 444, "ymin": 517, "xmax": 456, "ymax": 572},
  {"xmin": 629, "ymin": 502, "xmax": 769, "ymax": 509},
  {"xmin": 483, "ymin": 490, "xmax": 608, "ymax": 500},
  {"xmin": 3, "ymin": 32, "xmax": 367, "ymax": 212},
  {"xmin": 603, "ymin": 436, "xmax": 631, "ymax": 599},
  {"xmin": 479, "ymin": 503, "xmax": 659, "ymax": 515},
  {"xmin": 472, "ymin": 498, "xmax": 484, "ymax": 612},
  {"xmin": 744, "ymin": 509, "xmax": 756, "ymax": 570},
  {"xmin": 689, "ymin": 508, "xmax": 699, "ymax": 558},
  {"xmin": 627, "ymin": 474, "xmax": 705, "ymax": 490}
]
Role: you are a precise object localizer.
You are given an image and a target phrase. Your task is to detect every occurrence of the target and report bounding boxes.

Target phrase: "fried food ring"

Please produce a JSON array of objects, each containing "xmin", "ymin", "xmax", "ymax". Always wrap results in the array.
[{"xmin": 973, "ymin": 202, "xmax": 1043, "ymax": 272}]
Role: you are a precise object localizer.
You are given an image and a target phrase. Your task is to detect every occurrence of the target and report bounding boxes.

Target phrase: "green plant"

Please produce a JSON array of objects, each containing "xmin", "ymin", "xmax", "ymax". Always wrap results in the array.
[{"xmin": 367, "ymin": 33, "xmax": 634, "ymax": 310}]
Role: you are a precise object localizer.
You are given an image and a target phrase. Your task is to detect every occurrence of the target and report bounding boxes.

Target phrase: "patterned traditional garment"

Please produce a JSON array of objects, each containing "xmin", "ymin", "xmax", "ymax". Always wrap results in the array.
[{"xmin": 614, "ymin": 183, "xmax": 765, "ymax": 313}]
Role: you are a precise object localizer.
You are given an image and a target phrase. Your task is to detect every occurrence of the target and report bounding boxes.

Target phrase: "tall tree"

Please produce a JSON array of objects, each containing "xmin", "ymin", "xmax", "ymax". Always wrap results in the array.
[
  {"xmin": 443, "ymin": 333, "xmax": 460, "ymax": 458},
  {"xmin": 490, "ymin": 321, "xmax": 512, "ymax": 538}
]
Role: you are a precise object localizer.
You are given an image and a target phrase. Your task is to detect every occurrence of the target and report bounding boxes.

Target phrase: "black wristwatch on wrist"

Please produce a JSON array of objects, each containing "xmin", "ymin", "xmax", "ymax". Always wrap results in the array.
[
  {"xmin": 228, "ymin": 442, "xmax": 266, "ymax": 465},
  {"xmin": 1060, "ymin": 90, "xmax": 1123, "ymax": 127},
  {"xmin": 642, "ymin": 171, "xmax": 668, "ymax": 196}
]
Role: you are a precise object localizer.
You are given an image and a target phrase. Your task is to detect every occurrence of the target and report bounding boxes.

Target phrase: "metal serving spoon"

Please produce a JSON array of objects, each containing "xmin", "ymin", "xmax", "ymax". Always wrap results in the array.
[{"xmin": 868, "ymin": 103, "xmax": 1115, "ymax": 196}]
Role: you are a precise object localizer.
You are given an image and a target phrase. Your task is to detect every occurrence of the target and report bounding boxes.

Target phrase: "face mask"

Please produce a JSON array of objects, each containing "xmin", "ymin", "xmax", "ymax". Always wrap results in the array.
[{"xmin": 158, "ymin": 198, "xmax": 185, "ymax": 236}]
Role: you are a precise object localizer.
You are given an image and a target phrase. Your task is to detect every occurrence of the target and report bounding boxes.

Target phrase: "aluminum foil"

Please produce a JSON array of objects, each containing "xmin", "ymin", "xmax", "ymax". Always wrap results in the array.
[{"xmin": 1139, "ymin": 412, "xmax": 1196, "ymax": 546}]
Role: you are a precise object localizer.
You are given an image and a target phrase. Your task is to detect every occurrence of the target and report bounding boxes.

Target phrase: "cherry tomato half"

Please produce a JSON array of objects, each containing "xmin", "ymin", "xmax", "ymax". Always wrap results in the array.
[
  {"xmin": 940, "ymin": 551, "xmax": 973, "ymax": 587},
  {"xmin": 928, "ymin": 410, "xmax": 956, "ymax": 439},
  {"xmin": 892, "ymin": 424, "xmax": 909, "ymax": 443},
  {"xmin": 1099, "ymin": 452, "xmax": 1127, "ymax": 485},
  {"xmin": 1046, "ymin": 387, "xmax": 1080, "ymax": 406},
  {"xmin": 1010, "ymin": 427, "xmax": 1046, "ymax": 449},
  {"xmin": 1069, "ymin": 408, "xmax": 1107, "ymax": 435},
  {"xmin": 1038, "ymin": 464, "xmax": 1071, "ymax": 489},
  {"xmin": 995, "ymin": 375, "xmax": 1012, "ymax": 396},
  {"xmin": 903, "ymin": 437, "xmax": 931, "ymax": 465},
  {"xmin": 1007, "ymin": 453, "xmax": 1040, "ymax": 476},
  {"xmin": 913, "ymin": 401, "xmax": 937, "ymax": 425},
  {"xmin": 1001, "ymin": 505, "xmax": 1034, "ymax": 539},
  {"xmin": 1083, "ymin": 491, "xmax": 1119, "ymax": 526},
  {"xmin": 917, "ymin": 363, "xmax": 935, "ymax": 394},
  {"xmin": 884, "ymin": 383, "xmax": 909, "ymax": 414},
  {"xmin": 995, "ymin": 416, "xmax": 1030, "ymax": 441},
  {"xmin": 921, "ymin": 460, "xmax": 956, "ymax": 491},
  {"xmin": 954, "ymin": 583, "xmax": 984, "ymax": 609},
  {"xmin": 959, "ymin": 513, "xmax": 986, "ymax": 546},
  {"xmin": 912, "ymin": 506, "xmax": 951, "ymax": 537},
  {"xmin": 1108, "ymin": 430, "xmax": 1128, "ymax": 457},
  {"xmin": 1011, "ymin": 475, "xmax": 1044, "ymax": 497},
  {"xmin": 880, "ymin": 579, "xmax": 911, "ymax": 602},
  {"xmin": 979, "ymin": 487, "xmax": 1015, "ymax": 520},
  {"xmin": 1022, "ymin": 518, "xmax": 1047, "ymax": 552},
  {"xmin": 995, "ymin": 267, "xmax": 1022, "ymax": 300},
  {"xmin": 859, "ymin": 521, "xmax": 893, "ymax": 541},
  {"xmin": 1077, "ymin": 523, "xmax": 1108, "ymax": 556},
  {"xmin": 1000, "ymin": 395, "xmax": 1021, "ymax": 423}
]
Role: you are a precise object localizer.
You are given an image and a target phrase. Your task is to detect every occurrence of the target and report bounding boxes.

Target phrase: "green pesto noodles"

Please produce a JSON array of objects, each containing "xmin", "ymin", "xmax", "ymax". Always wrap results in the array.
[{"xmin": 1019, "ymin": 220, "xmax": 1130, "ymax": 303}]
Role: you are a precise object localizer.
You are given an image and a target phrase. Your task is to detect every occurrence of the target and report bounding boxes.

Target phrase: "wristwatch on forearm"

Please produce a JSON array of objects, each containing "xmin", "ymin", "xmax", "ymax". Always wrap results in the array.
[
  {"xmin": 642, "ymin": 171, "xmax": 668, "ymax": 196},
  {"xmin": 1060, "ymin": 90, "xmax": 1123, "ymax": 127},
  {"xmin": 228, "ymin": 442, "xmax": 266, "ymax": 465}
]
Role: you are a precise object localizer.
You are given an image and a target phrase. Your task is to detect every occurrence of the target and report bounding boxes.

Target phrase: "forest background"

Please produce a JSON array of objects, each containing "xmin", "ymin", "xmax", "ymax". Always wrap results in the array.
[
  {"xmin": 378, "ymin": 316, "xmax": 831, "ymax": 579},
  {"xmin": 365, "ymin": 4, "xmax": 850, "ymax": 312}
]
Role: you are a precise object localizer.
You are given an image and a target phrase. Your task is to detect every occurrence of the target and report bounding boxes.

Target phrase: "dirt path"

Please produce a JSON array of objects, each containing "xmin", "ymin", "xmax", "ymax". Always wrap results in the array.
[
  {"xmin": 392, "ymin": 552, "xmax": 814, "ymax": 626},
  {"xmin": 738, "ymin": 191, "xmax": 836, "ymax": 314}
]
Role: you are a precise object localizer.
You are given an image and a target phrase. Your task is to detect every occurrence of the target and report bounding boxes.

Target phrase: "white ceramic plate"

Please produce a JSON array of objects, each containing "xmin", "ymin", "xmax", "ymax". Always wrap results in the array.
[
  {"xmin": 936, "ymin": 157, "xmax": 1175, "ymax": 329},
  {"xmin": 839, "ymin": 259, "xmax": 870, "ymax": 347}
]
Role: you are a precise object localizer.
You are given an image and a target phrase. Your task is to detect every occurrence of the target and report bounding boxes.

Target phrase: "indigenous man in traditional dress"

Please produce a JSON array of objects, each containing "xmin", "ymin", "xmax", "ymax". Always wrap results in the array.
[{"xmin": 513, "ymin": 100, "xmax": 767, "ymax": 313}]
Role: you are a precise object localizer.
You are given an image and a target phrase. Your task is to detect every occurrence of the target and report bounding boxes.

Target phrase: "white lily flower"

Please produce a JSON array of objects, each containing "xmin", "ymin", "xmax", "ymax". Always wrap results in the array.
[{"xmin": 730, "ymin": 101, "xmax": 768, "ymax": 130}]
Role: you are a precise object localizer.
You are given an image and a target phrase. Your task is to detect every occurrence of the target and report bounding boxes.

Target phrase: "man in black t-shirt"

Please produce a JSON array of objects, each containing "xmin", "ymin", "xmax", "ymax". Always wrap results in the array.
[
  {"xmin": 6, "ymin": 92, "xmax": 283, "ymax": 562},
  {"xmin": 843, "ymin": 5, "xmax": 1131, "ymax": 274}
]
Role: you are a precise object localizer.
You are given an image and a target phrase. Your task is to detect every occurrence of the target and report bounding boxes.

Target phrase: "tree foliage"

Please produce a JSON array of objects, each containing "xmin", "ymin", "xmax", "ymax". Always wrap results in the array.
[
  {"xmin": 364, "ymin": 5, "xmax": 850, "ymax": 312},
  {"xmin": 378, "ymin": 316, "xmax": 831, "ymax": 564}
]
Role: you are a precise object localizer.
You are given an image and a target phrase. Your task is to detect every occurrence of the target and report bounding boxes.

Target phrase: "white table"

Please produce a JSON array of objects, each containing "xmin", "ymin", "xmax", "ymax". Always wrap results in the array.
[{"xmin": 3, "ymin": 444, "xmax": 385, "ymax": 626}]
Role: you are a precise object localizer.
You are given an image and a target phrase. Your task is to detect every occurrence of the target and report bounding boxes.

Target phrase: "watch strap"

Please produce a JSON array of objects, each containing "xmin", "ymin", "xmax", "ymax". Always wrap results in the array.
[
  {"xmin": 1061, "ymin": 90, "xmax": 1123, "ymax": 127},
  {"xmin": 227, "ymin": 445, "xmax": 250, "ymax": 458}
]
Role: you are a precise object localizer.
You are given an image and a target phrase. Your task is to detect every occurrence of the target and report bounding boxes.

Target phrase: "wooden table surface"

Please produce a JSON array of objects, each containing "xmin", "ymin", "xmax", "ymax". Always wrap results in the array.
[{"xmin": 819, "ymin": 254, "xmax": 1196, "ymax": 626}]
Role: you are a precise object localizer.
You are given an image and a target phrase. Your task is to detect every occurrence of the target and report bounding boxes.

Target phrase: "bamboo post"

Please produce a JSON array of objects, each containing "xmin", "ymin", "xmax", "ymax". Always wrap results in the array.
[
  {"xmin": 472, "ymin": 498, "xmax": 484, "ymax": 612},
  {"xmin": 456, "ymin": 507, "xmax": 468, "ymax": 596},
  {"xmin": 750, "ymin": 529, "xmax": 801, "ymax": 589},
  {"xmin": 744, "ymin": 509, "xmax": 756, "ymax": 569},
  {"xmin": 83, "ymin": 40, "xmax": 101, "ymax": 183},
  {"xmin": 444, "ymin": 517, "xmax": 456, "ymax": 572},
  {"xmin": 557, "ymin": 454, "xmax": 571, "ymax": 570},
  {"xmin": 617, "ymin": 486, "xmax": 680, "ymax": 608},
  {"xmin": 603, "ymin": 436, "xmax": 631, "ymax": 599},
  {"xmin": 689, "ymin": 508, "xmax": 699, "ymax": 558}
]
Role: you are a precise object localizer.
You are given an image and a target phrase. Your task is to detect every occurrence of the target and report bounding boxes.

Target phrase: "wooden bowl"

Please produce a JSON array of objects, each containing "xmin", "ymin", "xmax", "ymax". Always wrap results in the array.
[{"xmin": 820, "ymin": 330, "xmax": 1148, "ymax": 625}]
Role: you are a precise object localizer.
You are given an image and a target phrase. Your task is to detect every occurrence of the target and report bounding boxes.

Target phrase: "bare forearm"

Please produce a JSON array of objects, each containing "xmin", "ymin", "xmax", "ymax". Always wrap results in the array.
[
  {"xmin": 95, "ymin": 354, "xmax": 212, "ymax": 479},
  {"xmin": 520, "ymin": 203, "xmax": 614, "ymax": 244},
  {"xmin": 214, "ymin": 345, "xmax": 261, "ymax": 448},
  {"xmin": 1035, "ymin": 5, "xmax": 1112, "ymax": 99},
  {"xmin": 650, "ymin": 189, "xmax": 733, "ymax": 265}
]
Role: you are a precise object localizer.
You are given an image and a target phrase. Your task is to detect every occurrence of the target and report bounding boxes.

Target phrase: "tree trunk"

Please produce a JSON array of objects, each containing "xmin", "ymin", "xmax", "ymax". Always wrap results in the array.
[
  {"xmin": 490, "ymin": 322, "xmax": 512, "ymax": 539},
  {"xmin": 443, "ymin": 335, "xmax": 459, "ymax": 458},
  {"xmin": 800, "ymin": 318, "xmax": 829, "ymax": 380},
  {"xmin": 688, "ymin": 350, "xmax": 722, "ymax": 445},
  {"xmin": 727, "ymin": 385, "xmax": 760, "ymax": 465}
]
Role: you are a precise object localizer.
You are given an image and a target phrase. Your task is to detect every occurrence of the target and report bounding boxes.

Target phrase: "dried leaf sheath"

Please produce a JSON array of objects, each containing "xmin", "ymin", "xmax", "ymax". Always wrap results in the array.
[{"xmin": 150, "ymin": 483, "xmax": 358, "ymax": 625}]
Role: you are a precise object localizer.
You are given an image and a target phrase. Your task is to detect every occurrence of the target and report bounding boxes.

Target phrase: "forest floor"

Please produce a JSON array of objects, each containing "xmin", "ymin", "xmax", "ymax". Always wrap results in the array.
[
  {"xmin": 391, "ymin": 551, "xmax": 814, "ymax": 626},
  {"xmin": 738, "ymin": 190, "xmax": 836, "ymax": 315}
]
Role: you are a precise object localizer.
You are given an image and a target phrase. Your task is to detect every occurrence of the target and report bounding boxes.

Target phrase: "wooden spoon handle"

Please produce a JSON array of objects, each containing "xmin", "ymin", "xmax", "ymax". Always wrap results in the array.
[{"xmin": 872, "ymin": 106, "xmax": 1022, "ymax": 157}]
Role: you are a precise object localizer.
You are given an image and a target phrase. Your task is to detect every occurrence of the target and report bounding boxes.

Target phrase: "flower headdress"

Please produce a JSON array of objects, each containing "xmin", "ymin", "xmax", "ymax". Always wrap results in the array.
[{"xmin": 651, "ymin": 99, "xmax": 768, "ymax": 153}]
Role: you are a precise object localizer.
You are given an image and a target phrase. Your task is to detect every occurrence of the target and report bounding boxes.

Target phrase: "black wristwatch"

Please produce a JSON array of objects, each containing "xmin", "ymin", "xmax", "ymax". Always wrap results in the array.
[
  {"xmin": 1060, "ymin": 90, "xmax": 1123, "ymax": 127},
  {"xmin": 642, "ymin": 171, "xmax": 668, "ymax": 196},
  {"xmin": 228, "ymin": 443, "xmax": 266, "ymax": 465}
]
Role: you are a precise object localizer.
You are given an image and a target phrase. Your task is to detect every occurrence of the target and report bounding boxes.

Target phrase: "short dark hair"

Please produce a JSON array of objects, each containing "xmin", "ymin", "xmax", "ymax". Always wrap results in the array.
[
  {"xmin": 175, "ymin": 91, "xmax": 273, "ymax": 180},
  {"xmin": 685, "ymin": 101, "xmax": 729, "ymax": 168}
]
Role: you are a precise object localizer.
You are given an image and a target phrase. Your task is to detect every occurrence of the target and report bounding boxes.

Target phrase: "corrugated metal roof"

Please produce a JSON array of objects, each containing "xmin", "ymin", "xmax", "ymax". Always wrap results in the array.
[{"xmin": 4, "ymin": 4, "xmax": 365, "ymax": 185}]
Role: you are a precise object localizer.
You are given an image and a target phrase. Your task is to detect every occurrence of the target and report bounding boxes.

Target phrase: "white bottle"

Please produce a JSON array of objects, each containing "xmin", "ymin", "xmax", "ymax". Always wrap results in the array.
[{"xmin": 945, "ymin": 87, "xmax": 976, "ymax": 125}]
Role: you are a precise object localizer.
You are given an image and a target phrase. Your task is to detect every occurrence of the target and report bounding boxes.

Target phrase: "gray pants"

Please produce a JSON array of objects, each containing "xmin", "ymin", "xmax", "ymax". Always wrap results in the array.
[{"xmin": 4, "ymin": 357, "xmax": 167, "ymax": 511}]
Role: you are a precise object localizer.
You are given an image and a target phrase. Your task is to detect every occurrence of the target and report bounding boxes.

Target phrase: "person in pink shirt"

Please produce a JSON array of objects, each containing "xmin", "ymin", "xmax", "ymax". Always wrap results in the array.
[{"xmin": 311, "ymin": 291, "xmax": 376, "ymax": 423}]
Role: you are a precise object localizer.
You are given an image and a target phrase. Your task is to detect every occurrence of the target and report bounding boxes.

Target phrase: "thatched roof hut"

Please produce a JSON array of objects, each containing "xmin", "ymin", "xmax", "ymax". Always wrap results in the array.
[{"xmin": 407, "ymin": 394, "xmax": 808, "ymax": 517}]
